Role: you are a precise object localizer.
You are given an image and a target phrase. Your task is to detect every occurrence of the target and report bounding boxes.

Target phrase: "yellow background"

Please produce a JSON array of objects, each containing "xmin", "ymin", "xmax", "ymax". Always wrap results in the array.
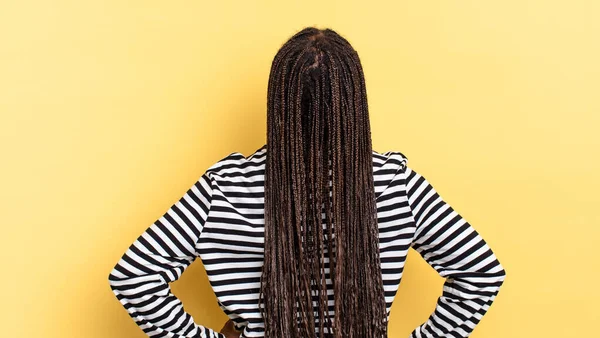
[{"xmin": 1, "ymin": 1, "xmax": 598, "ymax": 337}]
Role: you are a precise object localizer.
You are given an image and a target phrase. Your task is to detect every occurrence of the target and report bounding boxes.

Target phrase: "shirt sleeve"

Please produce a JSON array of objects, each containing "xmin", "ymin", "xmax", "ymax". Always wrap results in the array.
[
  {"xmin": 404, "ymin": 165, "xmax": 507, "ymax": 338},
  {"xmin": 108, "ymin": 172, "xmax": 226, "ymax": 338}
]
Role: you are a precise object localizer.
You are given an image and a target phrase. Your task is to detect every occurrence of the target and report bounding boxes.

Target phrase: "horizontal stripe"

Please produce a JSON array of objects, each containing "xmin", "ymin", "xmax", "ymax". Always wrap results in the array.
[{"xmin": 109, "ymin": 144, "xmax": 506, "ymax": 338}]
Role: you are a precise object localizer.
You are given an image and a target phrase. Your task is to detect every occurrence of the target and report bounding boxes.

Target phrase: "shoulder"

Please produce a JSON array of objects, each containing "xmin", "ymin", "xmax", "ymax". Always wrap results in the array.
[
  {"xmin": 372, "ymin": 148, "xmax": 409, "ymax": 174},
  {"xmin": 204, "ymin": 144, "xmax": 267, "ymax": 180},
  {"xmin": 371, "ymin": 149, "xmax": 410, "ymax": 199}
]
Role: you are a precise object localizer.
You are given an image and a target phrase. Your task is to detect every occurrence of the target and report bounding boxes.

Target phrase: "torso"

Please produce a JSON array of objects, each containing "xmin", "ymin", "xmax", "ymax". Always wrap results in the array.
[{"xmin": 196, "ymin": 145, "xmax": 414, "ymax": 337}]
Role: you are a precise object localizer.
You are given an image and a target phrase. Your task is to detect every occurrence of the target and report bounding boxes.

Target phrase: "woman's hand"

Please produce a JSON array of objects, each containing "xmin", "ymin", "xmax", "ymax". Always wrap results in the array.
[{"xmin": 220, "ymin": 318, "xmax": 242, "ymax": 338}]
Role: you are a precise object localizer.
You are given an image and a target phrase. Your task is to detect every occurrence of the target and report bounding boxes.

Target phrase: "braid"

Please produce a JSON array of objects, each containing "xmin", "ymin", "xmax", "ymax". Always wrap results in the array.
[{"xmin": 259, "ymin": 27, "xmax": 388, "ymax": 338}]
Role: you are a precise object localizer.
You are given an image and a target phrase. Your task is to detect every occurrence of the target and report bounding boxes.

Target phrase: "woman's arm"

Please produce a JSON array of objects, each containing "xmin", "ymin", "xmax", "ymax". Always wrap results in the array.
[
  {"xmin": 404, "ymin": 166, "xmax": 507, "ymax": 337},
  {"xmin": 108, "ymin": 172, "xmax": 227, "ymax": 338}
]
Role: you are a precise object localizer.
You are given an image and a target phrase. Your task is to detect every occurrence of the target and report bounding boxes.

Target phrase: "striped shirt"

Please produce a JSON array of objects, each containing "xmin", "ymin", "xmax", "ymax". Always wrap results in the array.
[{"xmin": 108, "ymin": 144, "xmax": 506, "ymax": 338}]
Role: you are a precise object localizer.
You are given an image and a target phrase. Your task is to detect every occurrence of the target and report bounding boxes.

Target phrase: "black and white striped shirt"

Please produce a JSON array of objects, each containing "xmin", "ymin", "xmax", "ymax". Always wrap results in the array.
[{"xmin": 108, "ymin": 144, "xmax": 506, "ymax": 338}]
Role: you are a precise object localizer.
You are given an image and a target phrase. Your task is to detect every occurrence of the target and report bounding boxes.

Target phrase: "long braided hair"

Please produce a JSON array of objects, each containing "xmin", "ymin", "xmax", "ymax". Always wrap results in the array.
[{"xmin": 258, "ymin": 27, "xmax": 388, "ymax": 338}]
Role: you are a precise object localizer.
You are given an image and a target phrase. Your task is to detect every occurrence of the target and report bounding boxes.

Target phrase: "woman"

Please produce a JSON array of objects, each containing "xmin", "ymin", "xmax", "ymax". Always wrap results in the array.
[{"xmin": 108, "ymin": 27, "xmax": 506, "ymax": 338}]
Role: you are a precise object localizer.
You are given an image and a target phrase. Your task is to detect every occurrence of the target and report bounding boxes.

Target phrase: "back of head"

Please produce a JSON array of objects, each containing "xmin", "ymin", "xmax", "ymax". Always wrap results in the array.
[{"xmin": 260, "ymin": 27, "xmax": 388, "ymax": 337}]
